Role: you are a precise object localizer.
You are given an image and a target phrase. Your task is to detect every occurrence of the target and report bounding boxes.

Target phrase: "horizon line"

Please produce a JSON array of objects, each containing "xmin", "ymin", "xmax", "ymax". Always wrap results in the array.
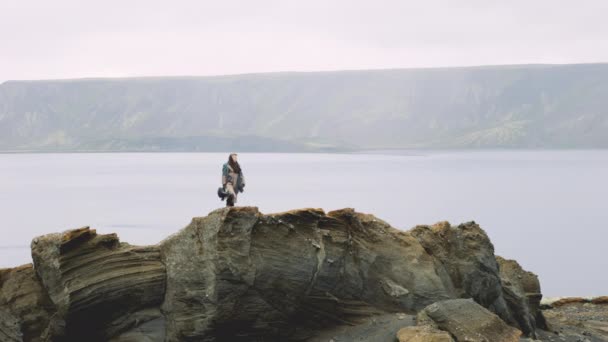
[{"xmin": 2, "ymin": 61, "xmax": 608, "ymax": 84}]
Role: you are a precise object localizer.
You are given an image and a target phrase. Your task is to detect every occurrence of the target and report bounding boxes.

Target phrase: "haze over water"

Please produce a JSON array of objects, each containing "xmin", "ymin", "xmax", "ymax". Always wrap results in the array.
[{"xmin": 0, "ymin": 151, "xmax": 606, "ymax": 297}]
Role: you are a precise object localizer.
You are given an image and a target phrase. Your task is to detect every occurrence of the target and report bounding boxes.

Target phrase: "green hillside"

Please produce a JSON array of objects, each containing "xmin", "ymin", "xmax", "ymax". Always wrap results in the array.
[{"xmin": 1, "ymin": 64, "xmax": 607, "ymax": 152}]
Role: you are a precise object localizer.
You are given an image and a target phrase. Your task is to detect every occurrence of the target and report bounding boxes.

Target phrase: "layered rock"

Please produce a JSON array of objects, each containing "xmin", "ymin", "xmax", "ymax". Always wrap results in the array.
[
  {"xmin": 30, "ymin": 227, "xmax": 166, "ymax": 341},
  {"xmin": 160, "ymin": 207, "xmax": 457, "ymax": 340},
  {"xmin": 0, "ymin": 207, "xmax": 548, "ymax": 341}
]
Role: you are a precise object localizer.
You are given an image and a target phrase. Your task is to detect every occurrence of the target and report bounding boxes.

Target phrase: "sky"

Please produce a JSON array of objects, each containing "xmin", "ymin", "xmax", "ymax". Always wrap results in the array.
[{"xmin": 1, "ymin": 0, "xmax": 607, "ymax": 82}]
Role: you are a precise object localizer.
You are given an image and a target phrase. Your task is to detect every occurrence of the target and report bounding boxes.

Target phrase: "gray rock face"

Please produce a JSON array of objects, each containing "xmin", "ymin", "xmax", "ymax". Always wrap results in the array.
[
  {"xmin": 0, "ymin": 307, "xmax": 22, "ymax": 342},
  {"xmin": 410, "ymin": 222, "xmax": 510, "ymax": 312},
  {"xmin": 408, "ymin": 222, "xmax": 547, "ymax": 339},
  {"xmin": 160, "ymin": 207, "xmax": 267, "ymax": 341},
  {"xmin": 416, "ymin": 299, "xmax": 522, "ymax": 342},
  {"xmin": 0, "ymin": 207, "xmax": 548, "ymax": 341},
  {"xmin": 496, "ymin": 256, "xmax": 547, "ymax": 337}
]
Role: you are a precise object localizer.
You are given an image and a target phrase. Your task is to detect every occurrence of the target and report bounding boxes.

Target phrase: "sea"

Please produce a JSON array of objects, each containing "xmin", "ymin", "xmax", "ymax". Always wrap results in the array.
[{"xmin": 1, "ymin": 150, "xmax": 606, "ymax": 297}]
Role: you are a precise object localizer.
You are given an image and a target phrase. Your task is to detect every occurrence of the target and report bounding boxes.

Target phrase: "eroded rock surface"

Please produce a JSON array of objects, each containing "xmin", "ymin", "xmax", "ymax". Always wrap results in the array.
[
  {"xmin": 416, "ymin": 298, "xmax": 522, "ymax": 342},
  {"xmin": 496, "ymin": 256, "xmax": 547, "ymax": 337},
  {"xmin": 0, "ymin": 264, "xmax": 57, "ymax": 341},
  {"xmin": 0, "ymin": 307, "xmax": 22, "ymax": 342},
  {"xmin": 410, "ymin": 222, "xmax": 517, "ymax": 325},
  {"xmin": 0, "ymin": 207, "xmax": 558, "ymax": 341},
  {"xmin": 31, "ymin": 227, "xmax": 166, "ymax": 341},
  {"xmin": 397, "ymin": 326, "xmax": 454, "ymax": 342}
]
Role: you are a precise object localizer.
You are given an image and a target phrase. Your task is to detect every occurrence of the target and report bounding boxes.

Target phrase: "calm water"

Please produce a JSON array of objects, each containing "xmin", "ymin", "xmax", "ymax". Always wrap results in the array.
[{"xmin": 1, "ymin": 151, "xmax": 606, "ymax": 297}]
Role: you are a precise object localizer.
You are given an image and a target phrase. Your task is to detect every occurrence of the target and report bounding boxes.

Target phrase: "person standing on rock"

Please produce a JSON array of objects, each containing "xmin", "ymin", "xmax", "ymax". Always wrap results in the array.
[{"xmin": 220, "ymin": 153, "xmax": 245, "ymax": 207}]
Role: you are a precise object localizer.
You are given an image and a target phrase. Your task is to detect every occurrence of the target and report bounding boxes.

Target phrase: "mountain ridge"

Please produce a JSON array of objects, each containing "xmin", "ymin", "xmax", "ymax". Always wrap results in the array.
[{"xmin": 1, "ymin": 63, "xmax": 607, "ymax": 152}]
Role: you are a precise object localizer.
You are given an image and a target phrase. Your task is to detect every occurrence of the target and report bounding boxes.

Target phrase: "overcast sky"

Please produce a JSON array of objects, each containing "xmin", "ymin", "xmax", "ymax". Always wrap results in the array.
[{"xmin": 1, "ymin": 0, "xmax": 607, "ymax": 82}]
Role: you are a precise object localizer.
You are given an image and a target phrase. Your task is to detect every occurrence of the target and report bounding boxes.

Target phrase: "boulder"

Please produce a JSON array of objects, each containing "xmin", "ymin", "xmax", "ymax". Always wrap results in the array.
[{"xmin": 416, "ymin": 299, "xmax": 522, "ymax": 342}]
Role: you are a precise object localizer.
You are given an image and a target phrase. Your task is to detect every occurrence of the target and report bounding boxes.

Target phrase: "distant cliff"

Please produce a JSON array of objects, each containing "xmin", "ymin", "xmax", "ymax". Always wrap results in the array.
[{"xmin": 1, "ymin": 63, "xmax": 608, "ymax": 152}]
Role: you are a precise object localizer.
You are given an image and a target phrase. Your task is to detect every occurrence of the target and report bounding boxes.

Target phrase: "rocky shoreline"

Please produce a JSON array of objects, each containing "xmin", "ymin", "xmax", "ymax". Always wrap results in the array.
[{"xmin": 1, "ymin": 207, "xmax": 606, "ymax": 341}]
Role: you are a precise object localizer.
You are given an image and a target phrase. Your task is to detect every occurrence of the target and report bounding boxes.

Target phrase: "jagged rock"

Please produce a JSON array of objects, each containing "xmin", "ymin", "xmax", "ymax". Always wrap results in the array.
[
  {"xmin": 30, "ymin": 227, "xmax": 166, "ymax": 341},
  {"xmin": 417, "ymin": 299, "xmax": 522, "ymax": 342},
  {"xmin": 0, "ymin": 207, "xmax": 549, "ymax": 341},
  {"xmin": 396, "ymin": 326, "xmax": 454, "ymax": 342},
  {"xmin": 0, "ymin": 264, "xmax": 57, "ymax": 341},
  {"xmin": 410, "ymin": 222, "xmax": 515, "ymax": 325},
  {"xmin": 496, "ymin": 256, "xmax": 547, "ymax": 337}
]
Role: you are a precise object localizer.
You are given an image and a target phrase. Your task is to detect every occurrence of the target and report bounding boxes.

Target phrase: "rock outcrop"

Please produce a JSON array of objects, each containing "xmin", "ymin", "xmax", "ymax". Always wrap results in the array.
[
  {"xmin": 496, "ymin": 256, "xmax": 547, "ymax": 337},
  {"xmin": 0, "ymin": 207, "xmax": 549, "ymax": 341}
]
